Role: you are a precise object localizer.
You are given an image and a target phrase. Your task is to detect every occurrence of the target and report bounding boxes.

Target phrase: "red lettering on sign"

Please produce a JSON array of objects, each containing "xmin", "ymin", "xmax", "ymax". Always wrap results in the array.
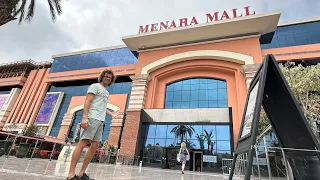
[
  {"xmin": 169, "ymin": 20, "xmax": 177, "ymax": 29},
  {"xmin": 151, "ymin": 23, "xmax": 158, "ymax": 32},
  {"xmin": 179, "ymin": 18, "xmax": 188, "ymax": 27},
  {"xmin": 245, "ymin": 6, "xmax": 256, "ymax": 16},
  {"xmin": 190, "ymin": 16, "xmax": 199, "ymax": 25},
  {"xmin": 159, "ymin": 21, "xmax": 169, "ymax": 30},
  {"xmin": 206, "ymin": 12, "xmax": 219, "ymax": 23},
  {"xmin": 232, "ymin": 8, "xmax": 242, "ymax": 18},
  {"xmin": 138, "ymin": 6, "xmax": 257, "ymax": 34},
  {"xmin": 220, "ymin": 11, "xmax": 230, "ymax": 20},
  {"xmin": 138, "ymin": 25, "xmax": 149, "ymax": 34}
]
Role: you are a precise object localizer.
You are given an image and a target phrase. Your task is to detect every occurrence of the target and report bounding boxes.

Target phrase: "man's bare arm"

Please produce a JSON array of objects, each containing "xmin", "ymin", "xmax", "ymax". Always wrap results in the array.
[{"xmin": 81, "ymin": 93, "xmax": 95, "ymax": 129}]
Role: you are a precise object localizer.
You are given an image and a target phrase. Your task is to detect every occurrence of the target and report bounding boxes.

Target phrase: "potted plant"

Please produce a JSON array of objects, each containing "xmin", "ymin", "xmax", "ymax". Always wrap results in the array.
[
  {"xmin": 109, "ymin": 145, "xmax": 118, "ymax": 164},
  {"xmin": 23, "ymin": 124, "xmax": 39, "ymax": 137},
  {"xmin": 16, "ymin": 143, "xmax": 31, "ymax": 158},
  {"xmin": 100, "ymin": 140, "xmax": 109, "ymax": 163},
  {"xmin": 16, "ymin": 125, "xmax": 39, "ymax": 158}
]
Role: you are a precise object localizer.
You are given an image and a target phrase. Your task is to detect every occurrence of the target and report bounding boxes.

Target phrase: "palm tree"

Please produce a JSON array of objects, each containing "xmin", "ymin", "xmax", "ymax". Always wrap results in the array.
[
  {"xmin": 0, "ymin": 0, "xmax": 62, "ymax": 26},
  {"xmin": 170, "ymin": 125, "xmax": 195, "ymax": 143},
  {"xmin": 185, "ymin": 139, "xmax": 196, "ymax": 149},
  {"xmin": 196, "ymin": 133, "xmax": 205, "ymax": 150},
  {"xmin": 204, "ymin": 129, "xmax": 214, "ymax": 150}
]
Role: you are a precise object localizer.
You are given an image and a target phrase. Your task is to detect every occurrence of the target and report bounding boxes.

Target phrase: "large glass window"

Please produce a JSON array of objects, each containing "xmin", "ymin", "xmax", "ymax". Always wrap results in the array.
[
  {"xmin": 50, "ymin": 48, "xmax": 138, "ymax": 73},
  {"xmin": 261, "ymin": 21, "xmax": 320, "ymax": 49},
  {"xmin": 142, "ymin": 124, "xmax": 232, "ymax": 154},
  {"xmin": 141, "ymin": 123, "xmax": 232, "ymax": 170},
  {"xmin": 165, "ymin": 78, "xmax": 228, "ymax": 109}
]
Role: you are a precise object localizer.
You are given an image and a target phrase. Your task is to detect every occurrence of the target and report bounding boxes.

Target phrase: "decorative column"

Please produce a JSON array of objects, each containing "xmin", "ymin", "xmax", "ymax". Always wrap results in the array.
[
  {"xmin": 108, "ymin": 112, "xmax": 125, "ymax": 146},
  {"xmin": 120, "ymin": 74, "xmax": 151, "ymax": 157},
  {"xmin": 242, "ymin": 64, "xmax": 261, "ymax": 89},
  {"xmin": 58, "ymin": 113, "xmax": 75, "ymax": 139}
]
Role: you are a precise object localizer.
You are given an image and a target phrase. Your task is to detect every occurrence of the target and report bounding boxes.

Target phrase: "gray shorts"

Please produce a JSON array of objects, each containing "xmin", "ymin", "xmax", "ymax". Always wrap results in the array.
[{"xmin": 79, "ymin": 118, "xmax": 104, "ymax": 142}]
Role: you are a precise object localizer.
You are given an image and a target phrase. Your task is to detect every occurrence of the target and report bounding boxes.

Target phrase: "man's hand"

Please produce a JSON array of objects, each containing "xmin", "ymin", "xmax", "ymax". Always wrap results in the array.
[
  {"xmin": 111, "ymin": 111, "xmax": 120, "ymax": 118},
  {"xmin": 80, "ymin": 118, "xmax": 89, "ymax": 129}
]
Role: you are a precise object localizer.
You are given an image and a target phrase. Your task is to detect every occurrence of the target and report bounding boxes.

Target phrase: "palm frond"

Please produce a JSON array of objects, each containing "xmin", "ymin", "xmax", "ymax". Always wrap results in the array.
[
  {"xmin": 18, "ymin": 0, "xmax": 27, "ymax": 23},
  {"xmin": 52, "ymin": 0, "xmax": 62, "ymax": 15},
  {"xmin": 25, "ymin": 0, "xmax": 35, "ymax": 22},
  {"xmin": 47, "ymin": 0, "xmax": 56, "ymax": 21}
]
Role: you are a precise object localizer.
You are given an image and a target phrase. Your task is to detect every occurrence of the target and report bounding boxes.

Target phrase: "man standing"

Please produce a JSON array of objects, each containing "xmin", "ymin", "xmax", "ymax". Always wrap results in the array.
[{"xmin": 66, "ymin": 69, "xmax": 119, "ymax": 180}]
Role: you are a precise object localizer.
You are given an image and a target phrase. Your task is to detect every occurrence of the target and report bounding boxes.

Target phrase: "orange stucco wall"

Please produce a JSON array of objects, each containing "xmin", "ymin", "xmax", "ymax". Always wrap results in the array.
[
  {"xmin": 46, "ymin": 64, "xmax": 136, "ymax": 83},
  {"xmin": 135, "ymin": 39, "xmax": 259, "ymax": 143},
  {"xmin": 0, "ymin": 76, "xmax": 27, "ymax": 87},
  {"xmin": 6, "ymin": 69, "xmax": 50, "ymax": 126},
  {"xmin": 135, "ymin": 37, "xmax": 262, "ymax": 74},
  {"xmin": 144, "ymin": 58, "xmax": 247, "ymax": 141}
]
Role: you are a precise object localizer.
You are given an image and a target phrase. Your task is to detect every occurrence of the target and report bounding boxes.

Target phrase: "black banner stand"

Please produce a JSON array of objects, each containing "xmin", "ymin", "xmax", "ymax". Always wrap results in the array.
[{"xmin": 229, "ymin": 54, "xmax": 320, "ymax": 180}]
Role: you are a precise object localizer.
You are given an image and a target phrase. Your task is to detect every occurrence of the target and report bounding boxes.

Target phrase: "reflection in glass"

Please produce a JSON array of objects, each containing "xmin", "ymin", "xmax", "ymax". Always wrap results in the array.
[
  {"xmin": 154, "ymin": 139, "xmax": 166, "ymax": 147},
  {"xmin": 164, "ymin": 78, "xmax": 227, "ymax": 109},
  {"xmin": 261, "ymin": 21, "xmax": 320, "ymax": 49},
  {"xmin": 191, "ymin": 125, "xmax": 202, "ymax": 139},
  {"xmin": 216, "ymin": 141, "xmax": 231, "ymax": 151},
  {"xmin": 147, "ymin": 125, "xmax": 156, "ymax": 138},
  {"xmin": 155, "ymin": 125, "xmax": 167, "ymax": 138},
  {"xmin": 165, "ymin": 139, "xmax": 176, "ymax": 147},
  {"xmin": 166, "ymin": 125, "xmax": 176, "ymax": 139},
  {"xmin": 170, "ymin": 125, "xmax": 195, "ymax": 143},
  {"xmin": 50, "ymin": 48, "xmax": 137, "ymax": 73},
  {"xmin": 141, "ymin": 124, "xmax": 232, "ymax": 170},
  {"xmin": 216, "ymin": 125, "xmax": 230, "ymax": 140}
]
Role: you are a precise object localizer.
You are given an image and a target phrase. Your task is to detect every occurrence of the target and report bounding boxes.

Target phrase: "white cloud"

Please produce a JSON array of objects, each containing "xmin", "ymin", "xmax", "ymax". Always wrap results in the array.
[{"xmin": 0, "ymin": 0, "xmax": 319, "ymax": 63}]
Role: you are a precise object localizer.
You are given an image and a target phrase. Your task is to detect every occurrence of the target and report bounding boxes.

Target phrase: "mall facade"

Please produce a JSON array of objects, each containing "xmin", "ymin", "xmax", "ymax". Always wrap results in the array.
[{"xmin": 0, "ymin": 11, "xmax": 320, "ymax": 170}]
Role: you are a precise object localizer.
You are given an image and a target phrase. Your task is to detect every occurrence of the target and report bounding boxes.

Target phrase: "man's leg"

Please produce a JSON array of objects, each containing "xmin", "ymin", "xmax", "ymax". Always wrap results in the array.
[
  {"xmin": 78, "ymin": 141, "xmax": 100, "ymax": 177},
  {"xmin": 67, "ymin": 139, "xmax": 89, "ymax": 179}
]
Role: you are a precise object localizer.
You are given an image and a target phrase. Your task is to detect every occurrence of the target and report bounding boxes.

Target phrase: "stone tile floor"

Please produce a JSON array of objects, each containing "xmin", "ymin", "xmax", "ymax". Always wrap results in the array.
[{"xmin": 0, "ymin": 156, "xmax": 229, "ymax": 180}]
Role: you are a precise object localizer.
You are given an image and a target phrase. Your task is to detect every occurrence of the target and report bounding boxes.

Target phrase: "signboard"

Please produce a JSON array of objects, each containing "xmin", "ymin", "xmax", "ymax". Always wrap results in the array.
[
  {"xmin": 228, "ymin": 54, "xmax": 320, "ymax": 180},
  {"xmin": 3, "ymin": 123, "xmax": 27, "ymax": 133},
  {"xmin": 34, "ymin": 92, "xmax": 64, "ymax": 136},
  {"xmin": 203, "ymin": 155, "xmax": 217, "ymax": 163},
  {"xmin": 253, "ymin": 158, "xmax": 267, "ymax": 165},
  {"xmin": 138, "ymin": 6, "xmax": 256, "ymax": 34},
  {"xmin": 240, "ymin": 80, "xmax": 259, "ymax": 139},
  {"xmin": 0, "ymin": 95, "xmax": 7, "ymax": 109}
]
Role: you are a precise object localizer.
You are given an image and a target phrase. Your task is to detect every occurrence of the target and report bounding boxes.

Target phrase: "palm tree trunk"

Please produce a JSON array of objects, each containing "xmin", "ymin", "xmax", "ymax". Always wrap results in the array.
[{"xmin": 0, "ymin": 0, "xmax": 19, "ymax": 26}]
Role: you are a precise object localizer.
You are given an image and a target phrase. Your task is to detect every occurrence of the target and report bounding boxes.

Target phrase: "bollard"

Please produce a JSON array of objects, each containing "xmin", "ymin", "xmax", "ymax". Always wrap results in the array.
[{"xmin": 139, "ymin": 161, "xmax": 142, "ymax": 167}]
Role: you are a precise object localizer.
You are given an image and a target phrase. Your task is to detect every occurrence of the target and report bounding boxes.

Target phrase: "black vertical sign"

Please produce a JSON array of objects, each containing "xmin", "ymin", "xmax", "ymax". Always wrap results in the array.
[{"xmin": 229, "ymin": 54, "xmax": 320, "ymax": 180}]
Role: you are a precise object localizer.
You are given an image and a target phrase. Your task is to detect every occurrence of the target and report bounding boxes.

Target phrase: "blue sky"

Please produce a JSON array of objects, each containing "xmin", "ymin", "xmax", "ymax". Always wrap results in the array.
[{"xmin": 0, "ymin": 0, "xmax": 319, "ymax": 63}]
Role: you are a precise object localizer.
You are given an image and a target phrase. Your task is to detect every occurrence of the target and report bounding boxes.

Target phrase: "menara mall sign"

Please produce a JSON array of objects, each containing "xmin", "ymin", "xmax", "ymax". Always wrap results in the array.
[{"xmin": 138, "ymin": 6, "xmax": 256, "ymax": 34}]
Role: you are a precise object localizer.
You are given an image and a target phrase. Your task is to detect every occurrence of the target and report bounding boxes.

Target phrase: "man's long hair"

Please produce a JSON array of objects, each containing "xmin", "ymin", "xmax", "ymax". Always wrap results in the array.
[{"xmin": 98, "ymin": 69, "xmax": 116, "ymax": 86}]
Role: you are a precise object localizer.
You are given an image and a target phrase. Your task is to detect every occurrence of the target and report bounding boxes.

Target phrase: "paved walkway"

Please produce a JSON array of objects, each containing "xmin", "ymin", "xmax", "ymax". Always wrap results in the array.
[{"xmin": 0, "ymin": 157, "xmax": 228, "ymax": 180}]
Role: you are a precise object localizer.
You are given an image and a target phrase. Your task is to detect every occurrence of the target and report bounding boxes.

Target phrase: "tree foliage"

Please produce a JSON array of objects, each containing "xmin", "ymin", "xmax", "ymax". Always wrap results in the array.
[
  {"xmin": 0, "ymin": 0, "xmax": 62, "ymax": 26},
  {"xmin": 23, "ymin": 124, "xmax": 39, "ymax": 137},
  {"xmin": 196, "ymin": 133, "xmax": 205, "ymax": 150},
  {"xmin": 204, "ymin": 129, "xmax": 214, "ymax": 150},
  {"xmin": 279, "ymin": 62, "xmax": 320, "ymax": 134},
  {"xmin": 259, "ymin": 62, "xmax": 320, "ymax": 138},
  {"xmin": 170, "ymin": 125, "xmax": 195, "ymax": 143}
]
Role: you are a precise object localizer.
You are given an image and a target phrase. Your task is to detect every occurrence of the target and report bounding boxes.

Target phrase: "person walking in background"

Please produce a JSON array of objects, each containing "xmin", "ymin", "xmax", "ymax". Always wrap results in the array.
[
  {"xmin": 66, "ymin": 69, "xmax": 119, "ymax": 180},
  {"xmin": 179, "ymin": 142, "xmax": 190, "ymax": 174}
]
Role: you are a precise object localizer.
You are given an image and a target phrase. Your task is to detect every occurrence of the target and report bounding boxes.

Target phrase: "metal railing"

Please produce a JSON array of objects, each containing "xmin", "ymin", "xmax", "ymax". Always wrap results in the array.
[
  {"xmin": 222, "ymin": 158, "xmax": 233, "ymax": 175},
  {"xmin": 224, "ymin": 145, "xmax": 320, "ymax": 180}
]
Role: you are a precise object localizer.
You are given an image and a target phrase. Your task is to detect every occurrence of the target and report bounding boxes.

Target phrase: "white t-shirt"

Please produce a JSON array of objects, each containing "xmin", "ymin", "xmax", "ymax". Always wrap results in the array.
[{"xmin": 87, "ymin": 83, "xmax": 109, "ymax": 121}]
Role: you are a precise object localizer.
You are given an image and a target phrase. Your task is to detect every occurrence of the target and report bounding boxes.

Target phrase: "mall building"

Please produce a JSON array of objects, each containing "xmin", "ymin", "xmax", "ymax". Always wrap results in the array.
[{"xmin": 0, "ymin": 11, "xmax": 320, "ymax": 170}]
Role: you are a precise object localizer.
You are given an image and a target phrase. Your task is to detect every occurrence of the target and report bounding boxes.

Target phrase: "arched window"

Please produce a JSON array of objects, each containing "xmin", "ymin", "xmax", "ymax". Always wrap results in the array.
[{"xmin": 164, "ymin": 78, "xmax": 228, "ymax": 109}]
